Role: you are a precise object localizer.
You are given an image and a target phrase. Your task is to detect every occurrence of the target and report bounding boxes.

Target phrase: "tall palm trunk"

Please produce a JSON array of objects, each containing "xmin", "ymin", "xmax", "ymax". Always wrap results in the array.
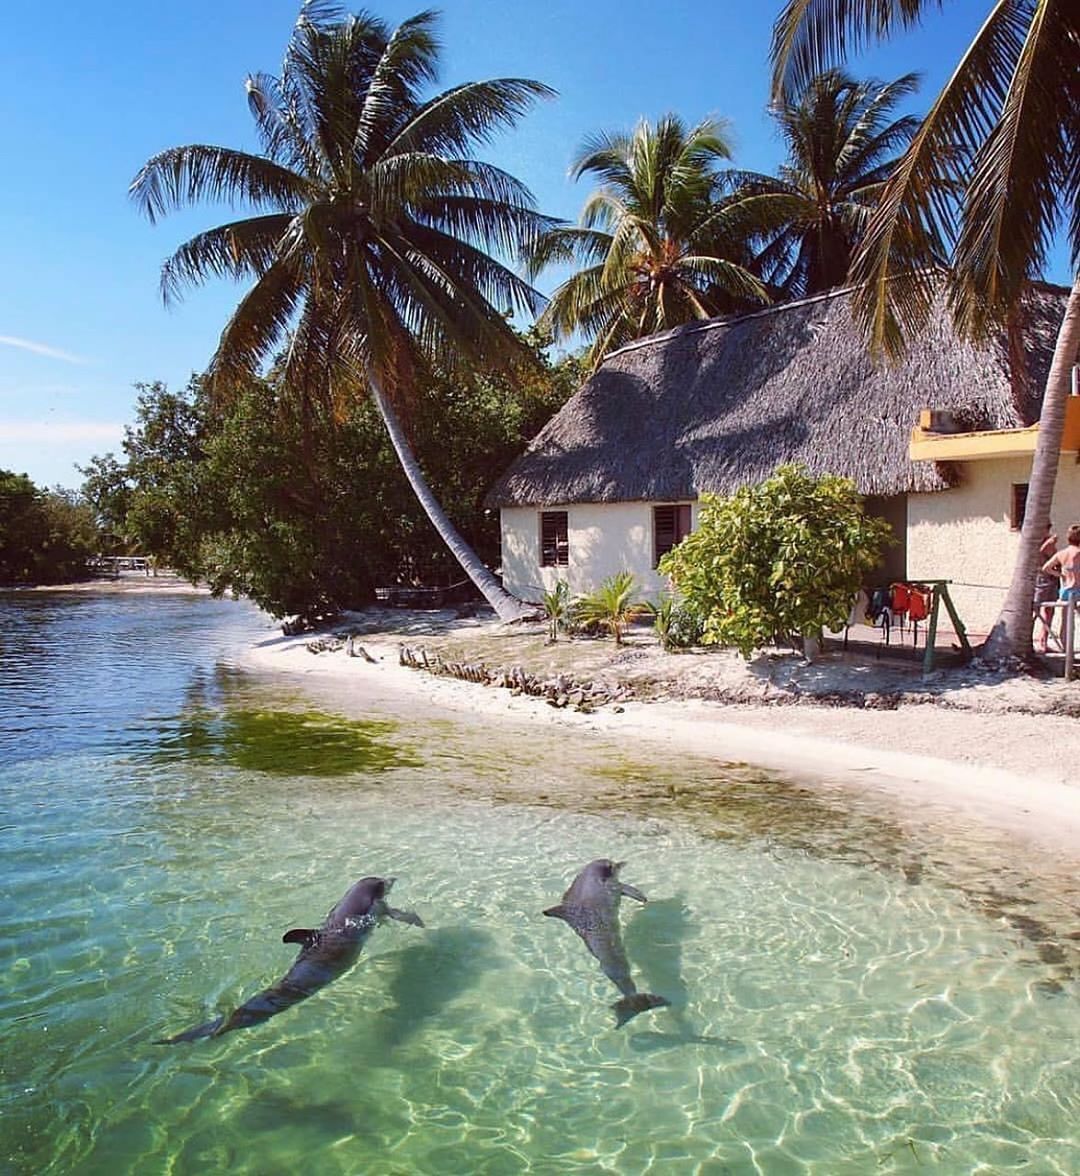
[
  {"xmin": 983, "ymin": 275, "xmax": 1080, "ymax": 660},
  {"xmin": 369, "ymin": 379, "xmax": 533, "ymax": 623}
]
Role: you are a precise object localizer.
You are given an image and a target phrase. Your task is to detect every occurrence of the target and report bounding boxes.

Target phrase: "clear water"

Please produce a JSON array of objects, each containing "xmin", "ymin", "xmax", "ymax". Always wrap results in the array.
[{"xmin": 1, "ymin": 591, "xmax": 1078, "ymax": 1174}]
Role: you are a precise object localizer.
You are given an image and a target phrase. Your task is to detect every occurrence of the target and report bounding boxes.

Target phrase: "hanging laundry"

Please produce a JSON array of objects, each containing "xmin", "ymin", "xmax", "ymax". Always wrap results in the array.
[
  {"xmin": 908, "ymin": 585, "xmax": 931, "ymax": 622},
  {"xmin": 866, "ymin": 586, "xmax": 891, "ymax": 624}
]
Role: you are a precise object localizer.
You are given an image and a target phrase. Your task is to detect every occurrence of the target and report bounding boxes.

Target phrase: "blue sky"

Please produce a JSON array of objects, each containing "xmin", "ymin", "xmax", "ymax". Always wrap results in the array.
[{"xmin": 0, "ymin": 1, "xmax": 1072, "ymax": 489}]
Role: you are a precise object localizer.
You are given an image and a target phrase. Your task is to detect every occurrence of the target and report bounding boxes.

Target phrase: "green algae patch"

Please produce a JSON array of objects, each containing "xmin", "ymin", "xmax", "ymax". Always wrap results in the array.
[{"xmin": 160, "ymin": 708, "xmax": 422, "ymax": 777}]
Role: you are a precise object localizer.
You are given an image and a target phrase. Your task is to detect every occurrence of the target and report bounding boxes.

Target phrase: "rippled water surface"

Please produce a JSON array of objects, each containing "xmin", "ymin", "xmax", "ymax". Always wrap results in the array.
[{"xmin": 1, "ymin": 589, "xmax": 1078, "ymax": 1174}]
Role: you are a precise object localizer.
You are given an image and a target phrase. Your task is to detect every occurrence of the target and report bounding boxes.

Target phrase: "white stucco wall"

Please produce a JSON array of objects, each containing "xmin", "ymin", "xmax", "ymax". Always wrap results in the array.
[
  {"xmin": 908, "ymin": 457, "xmax": 1080, "ymax": 636},
  {"xmin": 499, "ymin": 502, "xmax": 697, "ymax": 603},
  {"xmin": 503, "ymin": 462, "xmax": 1080, "ymax": 635}
]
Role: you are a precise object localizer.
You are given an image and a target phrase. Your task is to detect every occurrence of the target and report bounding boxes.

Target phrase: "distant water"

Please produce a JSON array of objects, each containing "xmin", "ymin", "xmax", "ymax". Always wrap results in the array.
[{"xmin": 1, "ymin": 590, "xmax": 1078, "ymax": 1174}]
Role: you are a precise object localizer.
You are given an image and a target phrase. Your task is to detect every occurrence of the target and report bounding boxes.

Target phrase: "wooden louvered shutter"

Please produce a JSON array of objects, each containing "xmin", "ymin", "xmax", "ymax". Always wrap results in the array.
[
  {"xmin": 540, "ymin": 511, "xmax": 569, "ymax": 567},
  {"xmin": 654, "ymin": 504, "xmax": 692, "ymax": 565}
]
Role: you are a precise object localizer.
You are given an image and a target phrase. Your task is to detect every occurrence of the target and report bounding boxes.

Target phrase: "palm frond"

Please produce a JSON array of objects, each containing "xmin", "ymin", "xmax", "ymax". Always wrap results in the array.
[
  {"xmin": 952, "ymin": 0, "xmax": 1080, "ymax": 335},
  {"xmin": 207, "ymin": 257, "xmax": 308, "ymax": 397},
  {"xmin": 159, "ymin": 214, "xmax": 297, "ymax": 305},
  {"xmin": 384, "ymin": 78, "xmax": 556, "ymax": 158},
  {"xmin": 523, "ymin": 226, "xmax": 614, "ymax": 277},
  {"xmin": 849, "ymin": 1, "xmax": 1032, "ymax": 353},
  {"xmin": 354, "ymin": 10, "xmax": 440, "ymax": 163},
  {"xmin": 130, "ymin": 145, "xmax": 310, "ymax": 224},
  {"xmin": 771, "ymin": 0, "xmax": 943, "ymax": 99}
]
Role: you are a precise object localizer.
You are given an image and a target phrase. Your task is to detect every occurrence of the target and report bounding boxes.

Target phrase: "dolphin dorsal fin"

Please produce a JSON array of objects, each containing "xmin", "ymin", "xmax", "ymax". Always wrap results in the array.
[
  {"xmin": 543, "ymin": 904, "xmax": 569, "ymax": 921},
  {"xmin": 282, "ymin": 928, "xmax": 319, "ymax": 948}
]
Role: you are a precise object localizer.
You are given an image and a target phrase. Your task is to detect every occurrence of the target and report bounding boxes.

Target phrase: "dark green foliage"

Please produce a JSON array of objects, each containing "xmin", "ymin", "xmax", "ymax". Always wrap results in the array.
[
  {"xmin": 732, "ymin": 70, "xmax": 924, "ymax": 299},
  {"xmin": 659, "ymin": 465, "xmax": 892, "ymax": 657},
  {"xmin": 83, "ymin": 332, "xmax": 577, "ymax": 620},
  {"xmin": 0, "ymin": 471, "xmax": 99, "ymax": 585},
  {"xmin": 653, "ymin": 593, "xmax": 706, "ymax": 651}
]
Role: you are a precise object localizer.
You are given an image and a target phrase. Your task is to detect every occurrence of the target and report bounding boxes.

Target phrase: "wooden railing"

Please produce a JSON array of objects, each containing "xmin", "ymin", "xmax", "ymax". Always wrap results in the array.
[{"xmin": 1042, "ymin": 598, "xmax": 1080, "ymax": 680}]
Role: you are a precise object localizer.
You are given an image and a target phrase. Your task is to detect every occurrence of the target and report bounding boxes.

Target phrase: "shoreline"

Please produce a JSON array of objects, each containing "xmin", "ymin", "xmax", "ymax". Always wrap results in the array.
[
  {"xmin": 244, "ymin": 612, "xmax": 1080, "ymax": 862},
  {"xmin": 17, "ymin": 572, "xmax": 210, "ymax": 595}
]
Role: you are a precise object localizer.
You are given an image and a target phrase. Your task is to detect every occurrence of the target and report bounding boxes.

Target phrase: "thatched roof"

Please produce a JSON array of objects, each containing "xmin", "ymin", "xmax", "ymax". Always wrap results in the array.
[{"xmin": 487, "ymin": 282, "xmax": 1066, "ymax": 507}]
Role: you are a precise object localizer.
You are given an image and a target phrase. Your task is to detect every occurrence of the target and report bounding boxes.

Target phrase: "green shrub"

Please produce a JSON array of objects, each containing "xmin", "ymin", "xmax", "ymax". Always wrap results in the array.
[
  {"xmin": 572, "ymin": 572, "xmax": 653, "ymax": 645},
  {"xmin": 659, "ymin": 465, "xmax": 892, "ymax": 658},
  {"xmin": 653, "ymin": 592, "xmax": 706, "ymax": 651}
]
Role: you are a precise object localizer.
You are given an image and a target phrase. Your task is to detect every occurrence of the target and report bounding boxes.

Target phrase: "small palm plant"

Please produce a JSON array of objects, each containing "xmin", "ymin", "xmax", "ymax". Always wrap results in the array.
[
  {"xmin": 541, "ymin": 580, "xmax": 571, "ymax": 643},
  {"xmin": 572, "ymin": 572, "xmax": 652, "ymax": 645},
  {"xmin": 653, "ymin": 592, "xmax": 705, "ymax": 652}
]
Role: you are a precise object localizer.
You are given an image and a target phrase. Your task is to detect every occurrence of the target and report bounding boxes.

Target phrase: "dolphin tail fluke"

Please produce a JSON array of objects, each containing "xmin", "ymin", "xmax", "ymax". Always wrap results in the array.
[
  {"xmin": 613, "ymin": 993, "xmax": 670, "ymax": 1028},
  {"xmin": 154, "ymin": 1014, "xmax": 226, "ymax": 1045}
]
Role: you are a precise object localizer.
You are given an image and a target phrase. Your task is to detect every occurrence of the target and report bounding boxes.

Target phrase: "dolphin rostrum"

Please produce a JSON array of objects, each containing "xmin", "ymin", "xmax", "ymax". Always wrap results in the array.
[
  {"xmin": 157, "ymin": 876, "xmax": 423, "ymax": 1044},
  {"xmin": 543, "ymin": 859, "xmax": 670, "ymax": 1027}
]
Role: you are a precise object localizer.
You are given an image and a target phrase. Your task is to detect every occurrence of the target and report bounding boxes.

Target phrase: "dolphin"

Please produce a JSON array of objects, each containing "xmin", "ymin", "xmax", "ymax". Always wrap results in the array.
[
  {"xmin": 157, "ymin": 876, "xmax": 423, "ymax": 1044},
  {"xmin": 543, "ymin": 859, "xmax": 670, "ymax": 1027}
]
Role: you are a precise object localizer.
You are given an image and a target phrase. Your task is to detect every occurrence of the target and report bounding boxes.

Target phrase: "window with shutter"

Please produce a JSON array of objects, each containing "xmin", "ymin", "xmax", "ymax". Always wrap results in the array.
[
  {"xmin": 1011, "ymin": 483, "xmax": 1028, "ymax": 531},
  {"xmin": 540, "ymin": 511, "xmax": 569, "ymax": 567},
  {"xmin": 654, "ymin": 504, "xmax": 692, "ymax": 565}
]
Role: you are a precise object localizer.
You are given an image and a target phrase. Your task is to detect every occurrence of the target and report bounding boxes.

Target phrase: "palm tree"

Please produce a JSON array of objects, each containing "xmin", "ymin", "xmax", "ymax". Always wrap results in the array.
[
  {"xmin": 130, "ymin": 3, "xmax": 557, "ymax": 622},
  {"xmin": 772, "ymin": 0, "xmax": 1080, "ymax": 661},
  {"xmin": 527, "ymin": 115, "xmax": 768, "ymax": 368},
  {"xmin": 573, "ymin": 572, "xmax": 652, "ymax": 645},
  {"xmin": 732, "ymin": 69, "xmax": 923, "ymax": 298}
]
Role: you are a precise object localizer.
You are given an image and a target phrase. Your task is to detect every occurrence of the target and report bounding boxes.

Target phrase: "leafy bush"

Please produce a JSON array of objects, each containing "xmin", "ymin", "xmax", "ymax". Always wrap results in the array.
[
  {"xmin": 0, "ymin": 471, "xmax": 99, "ymax": 585},
  {"xmin": 659, "ymin": 465, "xmax": 892, "ymax": 658},
  {"xmin": 572, "ymin": 572, "xmax": 653, "ymax": 645},
  {"xmin": 653, "ymin": 592, "xmax": 706, "ymax": 651},
  {"xmin": 80, "ymin": 328, "xmax": 580, "ymax": 621}
]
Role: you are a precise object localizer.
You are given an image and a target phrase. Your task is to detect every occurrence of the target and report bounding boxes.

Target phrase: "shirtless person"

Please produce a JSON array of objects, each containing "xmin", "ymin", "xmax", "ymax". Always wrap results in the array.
[
  {"xmin": 1042, "ymin": 523, "xmax": 1080, "ymax": 648},
  {"xmin": 1033, "ymin": 524, "xmax": 1060, "ymax": 652}
]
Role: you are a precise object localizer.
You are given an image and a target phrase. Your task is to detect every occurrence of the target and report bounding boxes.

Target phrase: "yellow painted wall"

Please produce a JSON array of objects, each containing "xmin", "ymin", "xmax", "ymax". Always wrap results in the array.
[
  {"xmin": 908, "ymin": 456, "xmax": 1080, "ymax": 635},
  {"xmin": 499, "ymin": 502, "xmax": 697, "ymax": 603}
]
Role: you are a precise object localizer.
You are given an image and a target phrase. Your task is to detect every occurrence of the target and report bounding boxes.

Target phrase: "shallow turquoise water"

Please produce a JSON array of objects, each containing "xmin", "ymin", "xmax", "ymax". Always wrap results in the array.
[{"xmin": 1, "ymin": 591, "xmax": 1078, "ymax": 1173}]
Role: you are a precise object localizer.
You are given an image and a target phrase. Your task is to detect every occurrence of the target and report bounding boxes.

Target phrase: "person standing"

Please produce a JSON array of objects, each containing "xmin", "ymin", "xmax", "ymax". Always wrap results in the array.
[
  {"xmin": 1033, "ymin": 525, "xmax": 1060, "ymax": 652},
  {"xmin": 1042, "ymin": 524, "xmax": 1080, "ymax": 651}
]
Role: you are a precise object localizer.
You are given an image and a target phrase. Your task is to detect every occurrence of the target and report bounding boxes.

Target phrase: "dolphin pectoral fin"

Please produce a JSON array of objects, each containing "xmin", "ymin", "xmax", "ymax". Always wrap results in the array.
[
  {"xmin": 386, "ymin": 907, "xmax": 424, "ymax": 928},
  {"xmin": 612, "ymin": 993, "xmax": 670, "ymax": 1028},
  {"xmin": 282, "ymin": 928, "xmax": 319, "ymax": 948},
  {"xmin": 543, "ymin": 904, "xmax": 569, "ymax": 921},
  {"xmin": 155, "ymin": 1014, "xmax": 226, "ymax": 1045},
  {"xmin": 619, "ymin": 883, "xmax": 648, "ymax": 903}
]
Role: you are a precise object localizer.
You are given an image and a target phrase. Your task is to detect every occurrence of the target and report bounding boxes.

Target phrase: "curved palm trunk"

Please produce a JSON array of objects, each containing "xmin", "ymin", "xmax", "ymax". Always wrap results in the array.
[
  {"xmin": 982, "ymin": 275, "xmax": 1080, "ymax": 660},
  {"xmin": 369, "ymin": 379, "xmax": 533, "ymax": 623}
]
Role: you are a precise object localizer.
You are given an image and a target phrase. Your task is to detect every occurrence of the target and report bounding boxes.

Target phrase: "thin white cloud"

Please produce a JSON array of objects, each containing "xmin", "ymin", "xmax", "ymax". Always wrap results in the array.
[
  {"xmin": 0, "ymin": 335, "xmax": 89, "ymax": 365},
  {"xmin": 0, "ymin": 419, "xmax": 123, "ymax": 443}
]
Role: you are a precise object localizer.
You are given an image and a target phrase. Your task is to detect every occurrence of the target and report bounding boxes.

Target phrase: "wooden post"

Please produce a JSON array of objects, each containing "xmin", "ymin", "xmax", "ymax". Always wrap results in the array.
[
  {"xmin": 1066, "ymin": 599, "xmax": 1076, "ymax": 682},
  {"xmin": 922, "ymin": 585, "xmax": 942, "ymax": 675},
  {"xmin": 938, "ymin": 584, "xmax": 973, "ymax": 661}
]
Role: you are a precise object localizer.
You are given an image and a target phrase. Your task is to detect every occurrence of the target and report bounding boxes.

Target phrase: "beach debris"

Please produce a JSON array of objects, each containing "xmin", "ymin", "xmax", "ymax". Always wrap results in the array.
[
  {"xmin": 398, "ymin": 645, "xmax": 626, "ymax": 711},
  {"xmin": 306, "ymin": 636, "xmax": 345, "ymax": 654},
  {"xmin": 346, "ymin": 637, "xmax": 378, "ymax": 662}
]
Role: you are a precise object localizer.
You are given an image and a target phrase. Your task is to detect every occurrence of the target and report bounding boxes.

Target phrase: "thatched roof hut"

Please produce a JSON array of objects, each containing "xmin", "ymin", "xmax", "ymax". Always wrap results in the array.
[{"xmin": 488, "ymin": 283, "xmax": 1066, "ymax": 507}]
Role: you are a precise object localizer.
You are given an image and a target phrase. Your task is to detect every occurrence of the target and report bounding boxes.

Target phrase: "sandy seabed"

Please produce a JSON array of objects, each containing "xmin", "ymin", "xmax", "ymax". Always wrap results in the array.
[{"xmin": 244, "ymin": 606, "xmax": 1080, "ymax": 866}]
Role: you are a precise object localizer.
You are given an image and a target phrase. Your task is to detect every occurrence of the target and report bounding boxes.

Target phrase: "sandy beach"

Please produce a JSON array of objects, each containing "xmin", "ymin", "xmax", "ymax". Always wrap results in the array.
[{"xmin": 244, "ymin": 606, "xmax": 1080, "ymax": 862}]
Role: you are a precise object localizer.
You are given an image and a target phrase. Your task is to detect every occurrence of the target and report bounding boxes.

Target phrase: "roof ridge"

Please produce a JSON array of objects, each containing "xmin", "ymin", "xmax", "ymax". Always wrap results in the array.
[{"xmin": 601, "ymin": 284, "xmax": 859, "ymax": 363}]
